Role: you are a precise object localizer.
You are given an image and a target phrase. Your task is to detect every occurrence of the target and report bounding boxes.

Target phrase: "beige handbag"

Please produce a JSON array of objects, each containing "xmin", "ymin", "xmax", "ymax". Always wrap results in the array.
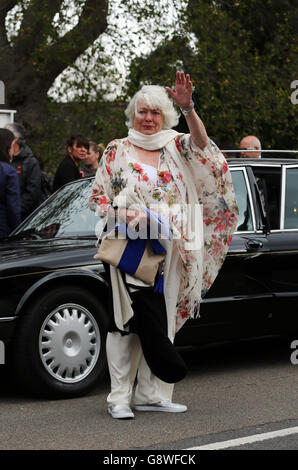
[{"xmin": 94, "ymin": 236, "xmax": 166, "ymax": 286}]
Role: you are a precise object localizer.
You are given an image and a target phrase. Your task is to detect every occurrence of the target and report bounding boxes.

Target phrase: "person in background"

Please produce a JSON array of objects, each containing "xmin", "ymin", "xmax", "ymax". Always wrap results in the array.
[
  {"xmin": 240, "ymin": 135, "xmax": 262, "ymax": 158},
  {"xmin": 5, "ymin": 122, "xmax": 42, "ymax": 220},
  {"xmin": 0, "ymin": 128, "xmax": 21, "ymax": 237},
  {"xmin": 52, "ymin": 134, "xmax": 89, "ymax": 192},
  {"xmin": 82, "ymin": 142, "xmax": 105, "ymax": 178}
]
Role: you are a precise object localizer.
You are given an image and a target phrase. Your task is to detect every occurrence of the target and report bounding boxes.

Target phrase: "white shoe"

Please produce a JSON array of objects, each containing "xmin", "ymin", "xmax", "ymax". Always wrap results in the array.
[
  {"xmin": 108, "ymin": 404, "xmax": 134, "ymax": 419},
  {"xmin": 134, "ymin": 400, "xmax": 187, "ymax": 413}
]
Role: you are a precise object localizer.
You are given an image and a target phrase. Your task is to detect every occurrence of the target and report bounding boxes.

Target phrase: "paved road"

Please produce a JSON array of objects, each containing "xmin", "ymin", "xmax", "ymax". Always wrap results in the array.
[{"xmin": 1, "ymin": 336, "xmax": 298, "ymax": 451}]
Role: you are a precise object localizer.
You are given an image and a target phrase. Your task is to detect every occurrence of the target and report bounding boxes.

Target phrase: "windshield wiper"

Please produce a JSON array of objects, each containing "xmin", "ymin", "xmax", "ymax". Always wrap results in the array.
[
  {"xmin": 10, "ymin": 229, "xmax": 42, "ymax": 240},
  {"xmin": 57, "ymin": 235, "xmax": 96, "ymax": 240}
]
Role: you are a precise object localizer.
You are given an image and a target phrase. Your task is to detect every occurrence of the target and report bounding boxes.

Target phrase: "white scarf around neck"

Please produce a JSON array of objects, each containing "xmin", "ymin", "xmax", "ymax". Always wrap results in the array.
[{"xmin": 128, "ymin": 128, "xmax": 179, "ymax": 150}]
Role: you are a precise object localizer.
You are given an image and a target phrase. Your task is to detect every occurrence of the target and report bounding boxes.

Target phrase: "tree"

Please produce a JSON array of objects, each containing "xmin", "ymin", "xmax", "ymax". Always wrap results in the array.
[
  {"xmin": 126, "ymin": 0, "xmax": 298, "ymax": 150},
  {"xmin": 0, "ymin": 0, "xmax": 108, "ymax": 129},
  {"xmin": 0, "ymin": 1, "xmax": 184, "ymax": 173}
]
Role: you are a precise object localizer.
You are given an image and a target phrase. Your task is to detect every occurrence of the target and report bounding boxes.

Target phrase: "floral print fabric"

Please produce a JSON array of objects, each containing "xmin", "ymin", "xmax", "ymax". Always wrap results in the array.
[{"xmin": 89, "ymin": 135, "xmax": 238, "ymax": 330}]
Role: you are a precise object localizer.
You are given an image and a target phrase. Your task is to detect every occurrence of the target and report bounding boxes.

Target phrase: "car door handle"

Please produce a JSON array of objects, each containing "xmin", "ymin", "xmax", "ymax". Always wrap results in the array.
[{"xmin": 245, "ymin": 239, "xmax": 263, "ymax": 251}]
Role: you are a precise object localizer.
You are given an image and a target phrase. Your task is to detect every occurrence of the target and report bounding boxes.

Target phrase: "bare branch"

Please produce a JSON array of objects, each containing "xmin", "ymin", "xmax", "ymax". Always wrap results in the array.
[
  {"xmin": 44, "ymin": 0, "xmax": 108, "ymax": 79},
  {"xmin": 13, "ymin": 0, "xmax": 64, "ymax": 56},
  {"xmin": 0, "ymin": 0, "xmax": 109, "ymax": 101}
]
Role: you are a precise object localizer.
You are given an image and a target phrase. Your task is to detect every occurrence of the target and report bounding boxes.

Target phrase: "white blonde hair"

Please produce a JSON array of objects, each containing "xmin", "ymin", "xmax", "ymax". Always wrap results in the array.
[{"xmin": 125, "ymin": 85, "xmax": 179, "ymax": 130}]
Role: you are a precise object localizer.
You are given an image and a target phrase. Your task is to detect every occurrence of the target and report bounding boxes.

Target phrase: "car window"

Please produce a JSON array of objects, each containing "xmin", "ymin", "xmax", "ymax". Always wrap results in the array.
[
  {"xmin": 231, "ymin": 169, "xmax": 254, "ymax": 231},
  {"xmin": 251, "ymin": 166, "xmax": 281, "ymax": 229},
  {"xmin": 15, "ymin": 179, "xmax": 100, "ymax": 238},
  {"xmin": 284, "ymin": 167, "xmax": 298, "ymax": 229}
]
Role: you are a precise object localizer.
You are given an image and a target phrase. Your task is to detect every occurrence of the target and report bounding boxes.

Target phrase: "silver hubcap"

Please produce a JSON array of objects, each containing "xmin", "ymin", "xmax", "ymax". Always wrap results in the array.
[{"xmin": 39, "ymin": 303, "xmax": 100, "ymax": 383}]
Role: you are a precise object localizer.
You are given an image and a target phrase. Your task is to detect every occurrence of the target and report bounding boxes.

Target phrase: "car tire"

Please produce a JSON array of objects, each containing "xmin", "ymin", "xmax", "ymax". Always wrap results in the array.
[{"xmin": 11, "ymin": 285, "xmax": 109, "ymax": 398}]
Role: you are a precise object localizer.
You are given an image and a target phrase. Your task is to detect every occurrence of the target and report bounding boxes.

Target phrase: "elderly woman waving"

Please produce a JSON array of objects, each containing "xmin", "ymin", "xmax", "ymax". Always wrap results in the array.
[{"xmin": 89, "ymin": 72, "xmax": 238, "ymax": 419}]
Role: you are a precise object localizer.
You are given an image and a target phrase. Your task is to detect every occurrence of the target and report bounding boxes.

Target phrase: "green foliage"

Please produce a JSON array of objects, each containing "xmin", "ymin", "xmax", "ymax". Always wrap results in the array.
[
  {"xmin": 2, "ymin": 0, "xmax": 297, "ymax": 173},
  {"xmin": 125, "ymin": 0, "xmax": 298, "ymax": 151}
]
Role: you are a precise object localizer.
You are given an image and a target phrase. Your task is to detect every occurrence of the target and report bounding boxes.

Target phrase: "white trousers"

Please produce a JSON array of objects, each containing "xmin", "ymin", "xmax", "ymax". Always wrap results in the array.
[{"xmin": 106, "ymin": 331, "xmax": 175, "ymax": 406}]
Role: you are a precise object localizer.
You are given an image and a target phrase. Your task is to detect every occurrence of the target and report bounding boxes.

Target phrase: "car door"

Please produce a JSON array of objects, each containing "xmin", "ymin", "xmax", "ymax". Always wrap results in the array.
[{"xmin": 266, "ymin": 164, "xmax": 298, "ymax": 329}]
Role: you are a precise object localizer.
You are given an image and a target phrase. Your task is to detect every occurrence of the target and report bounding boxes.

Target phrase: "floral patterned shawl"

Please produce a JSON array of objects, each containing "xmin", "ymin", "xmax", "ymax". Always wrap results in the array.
[{"xmin": 89, "ymin": 134, "xmax": 238, "ymax": 331}]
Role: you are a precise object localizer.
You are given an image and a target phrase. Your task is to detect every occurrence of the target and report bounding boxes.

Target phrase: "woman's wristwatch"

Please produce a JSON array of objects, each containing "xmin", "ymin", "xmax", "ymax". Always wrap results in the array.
[{"xmin": 180, "ymin": 100, "xmax": 194, "ymax": 116}]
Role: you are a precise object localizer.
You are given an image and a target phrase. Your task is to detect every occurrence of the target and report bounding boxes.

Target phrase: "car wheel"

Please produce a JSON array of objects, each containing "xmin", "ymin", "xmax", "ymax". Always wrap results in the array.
[{"xmin": 12, "ymin": 285, "xmax": 109, "ymax": 398}]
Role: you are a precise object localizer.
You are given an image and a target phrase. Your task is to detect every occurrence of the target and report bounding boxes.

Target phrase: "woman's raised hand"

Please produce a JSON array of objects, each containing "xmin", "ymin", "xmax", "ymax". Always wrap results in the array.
[{"xmin": 165, "ymin": 71, "xmax": 193, "ymax": 110}]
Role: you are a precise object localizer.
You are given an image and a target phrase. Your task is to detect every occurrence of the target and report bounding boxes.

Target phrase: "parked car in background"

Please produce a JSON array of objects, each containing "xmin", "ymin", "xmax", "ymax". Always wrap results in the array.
[{"xmin": 0, "ymin": 156, "xmax": 298, "ymax": 398}]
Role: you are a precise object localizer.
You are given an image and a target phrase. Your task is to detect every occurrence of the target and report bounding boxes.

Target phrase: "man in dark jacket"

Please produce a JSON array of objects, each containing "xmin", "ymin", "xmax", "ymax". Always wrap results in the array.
[
  {"xmin": 5, "ymin": 122, "xmax": 41, "ymax": 221},
  {"xmin": 52, "ymin": 134, "xmax": 89, "ymax": 192}
]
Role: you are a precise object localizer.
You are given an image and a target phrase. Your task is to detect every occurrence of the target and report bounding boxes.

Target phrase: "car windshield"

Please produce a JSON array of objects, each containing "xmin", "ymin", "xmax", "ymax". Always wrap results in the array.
[{"xmin": 13, "ymin": 179, "xmax": 100, "ymax": 239}]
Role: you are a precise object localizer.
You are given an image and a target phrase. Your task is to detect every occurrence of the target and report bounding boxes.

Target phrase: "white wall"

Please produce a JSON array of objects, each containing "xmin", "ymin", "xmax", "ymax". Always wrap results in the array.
[{"xmin": 0, "ymin": 110, "xmax": 16, "ymax": 127}]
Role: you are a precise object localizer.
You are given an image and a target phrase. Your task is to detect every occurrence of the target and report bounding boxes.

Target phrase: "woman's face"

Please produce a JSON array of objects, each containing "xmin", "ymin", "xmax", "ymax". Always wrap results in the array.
[
  {"xmin": 133, "ymin": 100, "xmax": 164, "ymax": 135},
  {"xmin": 9, "ymin": 137, "xmax": 18, "ymax": 161},
  {"xmin": 85, "ymin": 148, "xmax": 99, "ymax": 167}
]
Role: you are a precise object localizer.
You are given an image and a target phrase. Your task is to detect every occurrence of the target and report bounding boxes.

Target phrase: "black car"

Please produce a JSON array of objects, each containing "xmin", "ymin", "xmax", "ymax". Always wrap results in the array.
[{"xmin": 1, "ymin": 157, "xmax": 298, "ymax": 398}]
